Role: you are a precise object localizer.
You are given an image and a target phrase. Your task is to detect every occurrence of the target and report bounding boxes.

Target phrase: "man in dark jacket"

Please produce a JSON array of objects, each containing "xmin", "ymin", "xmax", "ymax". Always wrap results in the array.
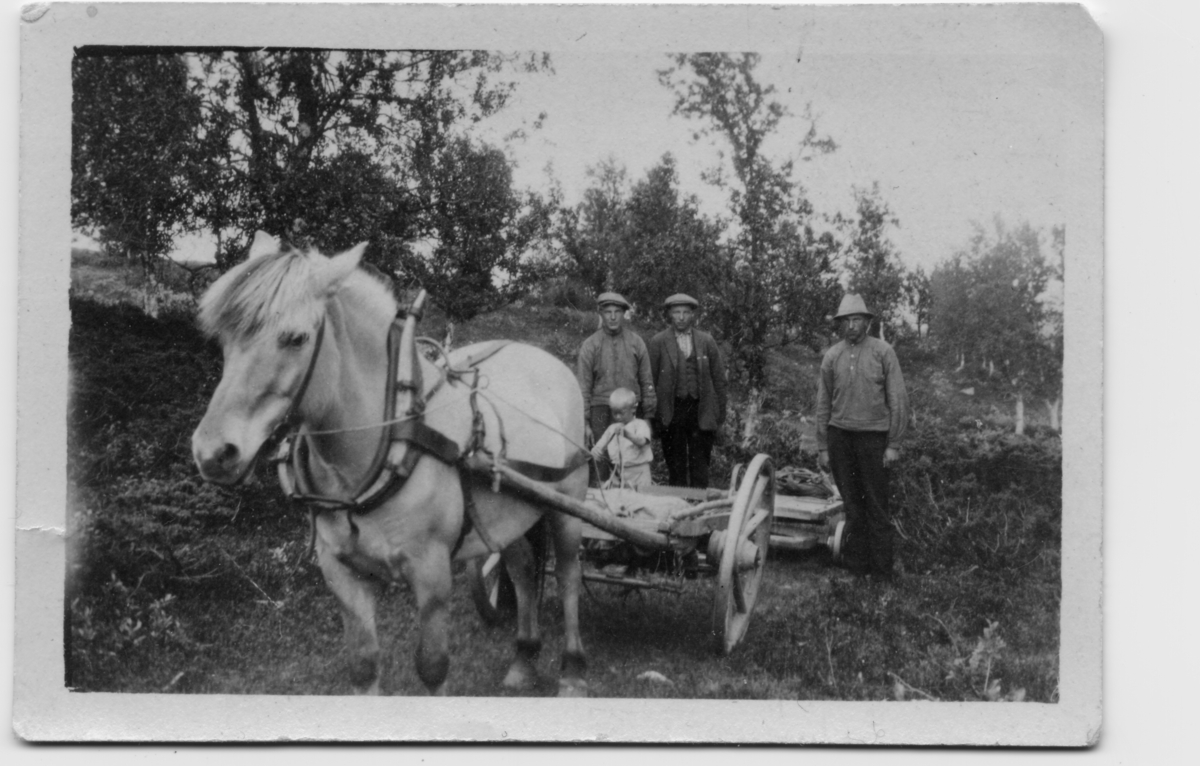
[
  {"xmin": 816, "ymin": 294, "xmax": 909, "ymax": 581},
  {"xmin": 648, "ymin": 294, "xmax": 727, "ymax": 488}
]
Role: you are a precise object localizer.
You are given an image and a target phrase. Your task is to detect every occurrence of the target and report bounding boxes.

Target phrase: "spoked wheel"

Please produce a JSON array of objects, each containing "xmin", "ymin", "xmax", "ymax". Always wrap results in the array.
[
  {"xmin": 728, "ymin": 463, "xmax": 745, "ymax": 497},
  {"xmin": 710, "ymin": 453, "xmax": 775, "ymax": 655},
  {"xmin": 468, "ymin": 552, "xmax": 516, "ymax": 626},
  {"xmin": 829, "ymin": 518, "xmax": 847, "ymax": 562}
]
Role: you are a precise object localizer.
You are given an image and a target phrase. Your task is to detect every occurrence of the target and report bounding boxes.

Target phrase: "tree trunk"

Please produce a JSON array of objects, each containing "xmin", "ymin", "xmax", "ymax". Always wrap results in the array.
[
  {"xmin": 1014, "ymin": 392, "xmax": 1025, "ymax": 436},
  {"xmin": 1046, "ymin": 396, "xmax": 1061, "ymax": 432},
  {"xmin": 740, "ymin": 389, "xmax": 765, "ymax": 450}
]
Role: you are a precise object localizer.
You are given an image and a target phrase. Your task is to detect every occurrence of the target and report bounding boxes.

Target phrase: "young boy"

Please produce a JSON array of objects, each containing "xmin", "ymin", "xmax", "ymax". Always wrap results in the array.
[{"xmin": 590, "ymin": 387, "xmax": 654, "ymax": 490}]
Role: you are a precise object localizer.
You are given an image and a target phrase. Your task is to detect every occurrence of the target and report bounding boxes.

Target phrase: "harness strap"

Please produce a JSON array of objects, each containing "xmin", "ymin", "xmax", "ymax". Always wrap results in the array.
[
  {"xmin": 451, "ymin": 339, "xmax": 512, "ymax": 374},
  {"xmin": 452, "ymin": 468, "xmax": 501, "ymax": 557},
  {"xmin": 391, "ymin": 418, "xmax": 462, "ymax": 465},
  {"xmin": 462, "ymin": 449, "xmax": 592, "ymax": 485}
]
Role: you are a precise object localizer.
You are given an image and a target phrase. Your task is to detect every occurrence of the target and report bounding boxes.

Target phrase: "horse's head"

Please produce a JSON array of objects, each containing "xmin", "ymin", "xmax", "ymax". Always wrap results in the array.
[{"xmin": 191, "ymin": 232, "xmax": 369, "ymax": 485}]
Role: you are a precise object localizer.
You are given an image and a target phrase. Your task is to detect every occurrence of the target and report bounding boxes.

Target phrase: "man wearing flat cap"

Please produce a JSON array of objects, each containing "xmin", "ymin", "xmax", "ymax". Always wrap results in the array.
[
  {"xmin": 577, "ymin": 292, "xmax": 657, "ymax": 469},
  {"xmin": 648, "ymin": 293, "xmax": 727, "ymax": 488},
  {"xmin": 816, "ymin": 294, "xmax": 909, "ymax": 582}
]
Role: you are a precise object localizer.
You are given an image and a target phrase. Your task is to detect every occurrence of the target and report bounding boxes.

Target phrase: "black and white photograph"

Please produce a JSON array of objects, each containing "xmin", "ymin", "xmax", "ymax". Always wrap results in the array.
[{"xmin": 16, "ymin": 1, "xmax": 1111, "ymax": 747}]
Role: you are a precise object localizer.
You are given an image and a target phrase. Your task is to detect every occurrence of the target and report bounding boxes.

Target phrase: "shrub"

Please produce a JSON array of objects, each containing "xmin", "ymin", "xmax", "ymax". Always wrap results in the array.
[
  {"xmin": 67, "ymin": 571, "xmax": 192, "ymax": 688},
  {"xmin": 528, "ymin": 276, "xmax": 596, "ymax": 311},
  {"xmin": 891, "ymin": 415, "xmax": 1061, "ymax": 575}
]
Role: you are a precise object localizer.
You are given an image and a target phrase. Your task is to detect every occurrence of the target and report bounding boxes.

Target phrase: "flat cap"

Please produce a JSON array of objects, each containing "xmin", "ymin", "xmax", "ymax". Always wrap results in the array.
[
  {"xmin": 596, "ymin": 292, "xmax": 631, "ymax": 310},
  {"xmin": 662, "ymin": 293, "xmax": 699, "ymax": 310}
]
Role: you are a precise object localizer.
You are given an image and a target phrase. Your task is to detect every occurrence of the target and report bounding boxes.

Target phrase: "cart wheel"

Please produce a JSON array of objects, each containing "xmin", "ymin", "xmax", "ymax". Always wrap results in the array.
[
  {"xmin": 829, "ymin": 519, "xmax": 847, "ymax": 562},
  {"xmin": 728, "ymin": 463, "xmax": 745, "ymax": 497},
  {"xmin": 711, "ymin": 453, "xmax": 775, "ymax": 655},
  {"xmin": 469, "ymin": 552, "xmax": 516, "ymax": 626}
]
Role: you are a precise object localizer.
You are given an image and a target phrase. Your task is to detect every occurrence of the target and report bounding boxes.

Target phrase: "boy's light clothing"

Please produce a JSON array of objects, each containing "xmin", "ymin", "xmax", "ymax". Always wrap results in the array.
[{"xmin": 591, "ymin": 418, "xmax": 653, "ymax": 490}]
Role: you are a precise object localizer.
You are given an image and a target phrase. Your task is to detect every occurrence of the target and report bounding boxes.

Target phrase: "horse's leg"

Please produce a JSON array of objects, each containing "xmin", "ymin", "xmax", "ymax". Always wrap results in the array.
[
  {"xmin": 547, "ymin": 510, "xmax": 588, "ymax": 697},
  {"xmin": 314, "ymin": 515, "xmax": 382, "ymax": 695},
  {"xmin": 500, "ymin": 534, "xmax": 542, "ymax": 690},
  {"xmin": 403, "ymin": 545, "xmax": 454, "ymax": 696}
]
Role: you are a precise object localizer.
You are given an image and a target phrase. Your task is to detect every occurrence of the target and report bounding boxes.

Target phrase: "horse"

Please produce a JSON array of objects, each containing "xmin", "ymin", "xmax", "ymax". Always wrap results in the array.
[{"xmin": 191, "ymin": 232, "xmax": 589, "ymax": 696}]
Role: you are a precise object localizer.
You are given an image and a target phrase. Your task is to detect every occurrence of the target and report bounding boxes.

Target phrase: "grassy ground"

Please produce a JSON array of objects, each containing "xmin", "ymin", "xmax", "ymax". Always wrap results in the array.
[{"xmin": 65, "ymin": 252, "xmax": 1060, "ymax": 702}]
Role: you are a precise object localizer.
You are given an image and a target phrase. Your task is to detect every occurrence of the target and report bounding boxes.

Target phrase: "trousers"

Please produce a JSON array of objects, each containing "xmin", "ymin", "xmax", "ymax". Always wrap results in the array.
[
  {"xmin": 661, "ymin": 397, "xmax": 715, "ymax": 489},
  {"xmin": 827, "ymin": 426, "xmax": 894, "ymax": 577}
]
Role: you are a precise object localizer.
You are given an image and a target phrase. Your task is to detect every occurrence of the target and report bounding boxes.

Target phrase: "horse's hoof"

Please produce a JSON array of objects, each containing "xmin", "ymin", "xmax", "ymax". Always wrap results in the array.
[
  {"xmin": 354, "ymin": 679, "xmax": 382, "ymax": 696},
  {"xmin": 502, "ymin": 665, "xmax": 537, "ymax": 690},
  {"xmin": 557, "ymin": 679, "xmax": 589, "ymax": 698}
]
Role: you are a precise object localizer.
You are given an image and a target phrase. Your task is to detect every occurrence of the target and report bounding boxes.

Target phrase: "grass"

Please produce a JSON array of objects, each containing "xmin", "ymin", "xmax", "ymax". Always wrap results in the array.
[{"xmin": 65, "ymin": 252, "xmax": 1061, "ymax": 702}]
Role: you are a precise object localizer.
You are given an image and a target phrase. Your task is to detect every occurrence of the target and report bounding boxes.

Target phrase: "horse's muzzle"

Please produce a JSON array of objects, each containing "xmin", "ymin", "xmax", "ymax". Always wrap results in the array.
[{"xmin": 193, "ymin": 426, "xmax": 267, "ymax": 487}]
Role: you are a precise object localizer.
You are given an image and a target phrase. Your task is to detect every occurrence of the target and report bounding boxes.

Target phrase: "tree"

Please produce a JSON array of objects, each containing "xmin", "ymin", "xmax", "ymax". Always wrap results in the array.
[
  {"xmin": 558, "ymin": 157, "xmax": 630, "ymax": 294},
  {"xmin": 611, "ymin": 154, "xmax": 725, "ymax": 312},
  {"xmin": 71, "ymin": 52, "xmax": 211, "ymax": 275},
  {"xmin": 659, "ymin": 53, "xmax": 840, "ymax": 387},
  {"xmin": 399, "ymin": 137, "xmax": 553, "ymax": 320},
  {"xmin": 840, "ymin": 183, "xmax": 907, "ymax": 341},
  {"xmin": 930, "ymin": 219, "xmax": 1062, "ymax": 433},
  {"xmin": 903, "ymin": 265, "xmax": 933, "ymax": 341},
  {"xmin": 187, "ymin": 49, "xmax": 550, "ymax": 269}
]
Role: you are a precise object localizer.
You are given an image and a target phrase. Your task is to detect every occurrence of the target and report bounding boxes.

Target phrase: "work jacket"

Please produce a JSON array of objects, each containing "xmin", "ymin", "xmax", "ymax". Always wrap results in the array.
[
  {"xmin": 815, "ymin": 335, "xmax": 909, "ymax": 450},
  {"xmin": 576, "ymin": 328, "xmax": 657, "ymax": 419},
  {"xmin": 647, "ymin": 328, "xmax": 727, "ymax": 431}
]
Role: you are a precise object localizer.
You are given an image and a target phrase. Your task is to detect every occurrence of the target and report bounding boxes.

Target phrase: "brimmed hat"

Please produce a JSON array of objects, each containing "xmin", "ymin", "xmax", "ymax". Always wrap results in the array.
[
  {"xmin": 662, "ymin": 293, "xmax": 699, "ymax": 310},
  {"xmin": 596, "ymin": 292, "xmax": 631, "ymax": 311},
  {"xmin": 834, "ymin": 294, "xmax": 874, "ymax": 319}
]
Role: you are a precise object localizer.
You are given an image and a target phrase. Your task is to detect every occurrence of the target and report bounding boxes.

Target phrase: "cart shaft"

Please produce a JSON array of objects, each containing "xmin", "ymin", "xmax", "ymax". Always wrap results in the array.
[{"xmin": 491, "ymin": 463, "xmax": 676, "ymax": 550}]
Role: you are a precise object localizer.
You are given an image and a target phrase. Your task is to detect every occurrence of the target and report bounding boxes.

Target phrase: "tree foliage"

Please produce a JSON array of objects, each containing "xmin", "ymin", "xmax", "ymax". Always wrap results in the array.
[
  {"xmin": 554, "ymin": 154, "xmax": 727, "ymax": 316},
  {"xmin": 193, "ymin": 50, "xmax": 548, "ymax": 260},
  {"xmin": 611, "ymin": 155, "xmax": 726, "ymax": 311},
  {"xmin": 399, "ymin": 137, "xmax": 554, "ymax": 320},
  {"xmin": 71, "ymin": 52, "xmax": 213, "ymax": 274},
  {"xmin": 840, "ymin": 183, "xmax": 908, "ymax": 339},
  {"xmin": 930, "ymin": 220, "xmax": 1063, "ymax": 411},
  {"xmin": 558, "ymin": 157, "xmax": 630, "ymax": 295},
  {"xmin": 904, "ymin": 265, "xmax": 933, "ymax": 339},
  {"xmin": 72, "ymin": 48, "xmax": 553, "ymax": 319},
  {"xmin": 658, "ymin": 53, "xmax": 840, "ymax": 386}
]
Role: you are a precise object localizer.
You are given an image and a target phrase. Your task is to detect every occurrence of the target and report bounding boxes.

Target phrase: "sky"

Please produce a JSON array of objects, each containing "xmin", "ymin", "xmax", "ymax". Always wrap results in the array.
[
  {"xmin": 87, "ymin": 5, "xmax": 1100, "ymax": 281},
  {"xmin": 466, "ymin": 10, "xmax": 1097, "ymax": 274}
]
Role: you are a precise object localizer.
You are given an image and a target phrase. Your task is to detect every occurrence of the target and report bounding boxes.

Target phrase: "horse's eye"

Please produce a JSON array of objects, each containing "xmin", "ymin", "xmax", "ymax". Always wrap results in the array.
[{"xmin": 278, "ymin": 331, "xmax": 309, "ymax": 349}]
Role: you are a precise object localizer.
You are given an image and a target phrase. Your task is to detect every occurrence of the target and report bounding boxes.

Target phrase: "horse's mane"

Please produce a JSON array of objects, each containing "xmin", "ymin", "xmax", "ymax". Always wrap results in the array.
[{"xmin": 198, "ymin": 244, "xmax": 398, "ymax": 341}]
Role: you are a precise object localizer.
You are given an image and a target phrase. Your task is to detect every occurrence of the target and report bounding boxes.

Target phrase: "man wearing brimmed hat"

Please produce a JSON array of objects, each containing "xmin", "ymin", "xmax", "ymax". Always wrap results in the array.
[
  {"xmin": 577, "ymin": 292, "xmax": 656, "ymax": 471},
  {"xmin": 648, "ymin": 293, "xmax": 727, "ymax": 488},
  {"xmin": 816, "ymin": 294, "xmax": 909, "ymax": 581}
]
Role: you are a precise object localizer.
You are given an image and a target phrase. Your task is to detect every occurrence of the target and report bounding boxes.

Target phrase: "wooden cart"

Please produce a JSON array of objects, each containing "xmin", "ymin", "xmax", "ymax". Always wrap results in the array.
[{"xmin": 470, "ymin": 453, "xmax": 794, "ymax": 655}]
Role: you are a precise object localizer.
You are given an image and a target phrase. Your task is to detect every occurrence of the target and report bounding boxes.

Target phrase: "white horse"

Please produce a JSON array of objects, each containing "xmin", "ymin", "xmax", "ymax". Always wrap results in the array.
[{"xmin": 192, "ymin": 232, "xmax": 589, "ymax": 696}]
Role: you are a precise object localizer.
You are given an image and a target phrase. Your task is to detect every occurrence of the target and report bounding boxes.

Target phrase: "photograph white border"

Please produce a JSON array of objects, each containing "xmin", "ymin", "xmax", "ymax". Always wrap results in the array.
[{"xmin": 15, "ymin": 2, "xmax": 1102, "ymax": 745}]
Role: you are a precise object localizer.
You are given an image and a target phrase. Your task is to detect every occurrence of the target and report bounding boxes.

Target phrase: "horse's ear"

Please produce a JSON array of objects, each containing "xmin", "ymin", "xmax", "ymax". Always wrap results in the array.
[
  {"xmin": 248, "ymin": 231, "xmax": 280, "ymax": 260},
  {"xmin": 315, "ymin": 242, "xmax": 368, "ymax": 296}
]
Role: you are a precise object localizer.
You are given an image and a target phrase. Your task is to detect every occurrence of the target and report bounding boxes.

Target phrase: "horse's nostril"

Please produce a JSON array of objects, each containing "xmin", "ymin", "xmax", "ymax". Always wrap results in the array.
[{"xmin": 217, "ymin": 443, "xmax": 239, "ymax": 465}]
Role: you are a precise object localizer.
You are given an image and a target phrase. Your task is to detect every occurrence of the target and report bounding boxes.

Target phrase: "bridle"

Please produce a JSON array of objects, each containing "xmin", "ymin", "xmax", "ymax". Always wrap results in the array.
[{"xmin": 252, "ymin": 314, "xmax": 328, "ymax": 472}]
